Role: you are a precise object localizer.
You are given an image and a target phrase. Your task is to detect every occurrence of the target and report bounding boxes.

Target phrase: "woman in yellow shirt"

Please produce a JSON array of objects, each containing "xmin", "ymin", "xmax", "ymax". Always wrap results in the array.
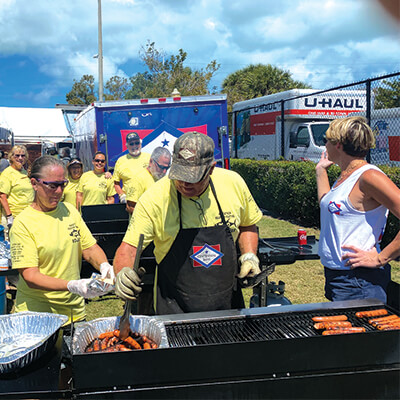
[
  {"xmin": 10, "ymin": 155, "xmax": 114, "ymax": 323},
  {"xmin": 0, "ymin": 145, "xmax": 34, "ymax": 231},
  {"xmin": 76, "ymin": 151, "xmax": 116, "ymax": 208},
  {"xmin": 62, "ymin": 158, "xmax": 84, "ymax": 206}
]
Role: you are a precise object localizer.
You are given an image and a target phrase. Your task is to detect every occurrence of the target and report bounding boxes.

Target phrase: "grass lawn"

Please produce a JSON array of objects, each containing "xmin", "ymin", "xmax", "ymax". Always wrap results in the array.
[{"xmin": 84, "ymin": 215, "xmax": 399, "ymax": 321}]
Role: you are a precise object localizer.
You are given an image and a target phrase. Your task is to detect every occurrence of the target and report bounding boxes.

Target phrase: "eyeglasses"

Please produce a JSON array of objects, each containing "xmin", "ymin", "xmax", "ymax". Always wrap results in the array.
[
  {"xmin": 36, "ymin": 179, "xmax": 69, "ymax": 190},
  {"xmin": 14, "ymin": 154, "xmax": 26, "ymax": 158},
  {"xmin": 190, "ymin": 198, "xmax": 208, "ymax": 225},
  {"xmin": 154, "ymin": 159, "xmax": 171, "ymax": 172},
  {"xmin": 94, "ymin": 159, "xmax": 106, "ymax": 163},
  {"xmin": 127, "ymin": 141, "xmax": 140, "ymax": 146}
]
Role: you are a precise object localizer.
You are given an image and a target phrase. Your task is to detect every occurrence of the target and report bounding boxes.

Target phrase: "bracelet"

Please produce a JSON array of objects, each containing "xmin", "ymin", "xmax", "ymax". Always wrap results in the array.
[{"xmin": 6, "ymin": 214, "xmax": 12, "ymax": 218}]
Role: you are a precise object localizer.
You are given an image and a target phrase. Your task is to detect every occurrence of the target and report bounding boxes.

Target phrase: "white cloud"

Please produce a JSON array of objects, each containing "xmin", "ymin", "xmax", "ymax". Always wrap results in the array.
[{"xmin": 0, "ymin": 0, "xmax": 399, "ymax": 106}]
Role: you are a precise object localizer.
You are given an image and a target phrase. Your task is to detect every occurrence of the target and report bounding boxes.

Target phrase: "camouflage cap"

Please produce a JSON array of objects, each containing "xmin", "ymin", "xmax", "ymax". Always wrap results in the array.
[{"xmin": 169, "ymin": 131, "xmax": 215, "ymax": 183}]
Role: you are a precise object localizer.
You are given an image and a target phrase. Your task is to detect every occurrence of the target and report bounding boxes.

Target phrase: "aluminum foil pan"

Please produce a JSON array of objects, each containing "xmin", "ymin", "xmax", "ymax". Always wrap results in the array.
[
  {"xmin": 72, "ymin": 315, "xmax": 169, "ymax": 354},
  {"xmin": 0, "ymin": 312, "xmax": 68, "ymax": 374}
]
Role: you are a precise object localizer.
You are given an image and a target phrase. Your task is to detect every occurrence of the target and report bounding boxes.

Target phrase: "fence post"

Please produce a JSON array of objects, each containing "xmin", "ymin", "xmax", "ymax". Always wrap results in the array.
[
  {"xmin": 366, "ymin": 79, "xmax": 371, "ymax": 163},
  {"xmin": 281, "ymin": 100, "xmax": 285, "ymax": 158}
]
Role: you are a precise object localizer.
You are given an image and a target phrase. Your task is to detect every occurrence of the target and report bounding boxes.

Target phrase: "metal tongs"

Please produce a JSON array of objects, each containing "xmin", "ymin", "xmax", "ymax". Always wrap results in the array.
[
  {"xmin": 237, "ymin": 263, "xmax": 276, "ymax": 288},
  {"xmin": 118, "ymin": 234, "xmax": 144, "ymax": 340}
]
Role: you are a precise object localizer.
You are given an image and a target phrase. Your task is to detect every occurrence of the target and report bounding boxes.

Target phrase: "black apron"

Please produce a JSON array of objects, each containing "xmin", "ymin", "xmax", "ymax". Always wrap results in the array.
[{"xmin": 156, "ymin": 180, "xmax": 244, "ymax": 315}]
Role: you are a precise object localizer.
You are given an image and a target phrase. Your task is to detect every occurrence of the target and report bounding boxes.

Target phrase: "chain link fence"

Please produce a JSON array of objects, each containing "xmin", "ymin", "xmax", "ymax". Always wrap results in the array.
[{"xmin": 231, "ymin": 71, "xmax": 400, "ymax": 166}]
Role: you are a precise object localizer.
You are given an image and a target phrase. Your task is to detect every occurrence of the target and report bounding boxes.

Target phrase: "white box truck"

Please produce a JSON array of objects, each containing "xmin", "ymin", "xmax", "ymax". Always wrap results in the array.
[{"xmin": 232, "ymin": 89, "xmax": 366, "ymax": 162}]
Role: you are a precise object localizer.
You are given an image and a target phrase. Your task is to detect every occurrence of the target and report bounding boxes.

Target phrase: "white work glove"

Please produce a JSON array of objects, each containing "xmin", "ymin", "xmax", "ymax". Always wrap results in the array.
[
  {"xmin": 6, "ymin": 215, "xmax": 14, "ymax": 230},
  {"xmin": 67, "ymin": 279, "xmax": 106, "ymax": 299},
  {"xmin": 237, "ymin": 253, "xmax": 261, "ymax": 279},
  {"xmin": 119, "ymin": 193, "xmax": 127, "ymax": 204},
  {"xmin": 100, "ymin": 262, "xmax": 115, "ymax": 283},
  {"xmin": 114, "ymin": 266, "xmax": 146, "ymax": 301}
]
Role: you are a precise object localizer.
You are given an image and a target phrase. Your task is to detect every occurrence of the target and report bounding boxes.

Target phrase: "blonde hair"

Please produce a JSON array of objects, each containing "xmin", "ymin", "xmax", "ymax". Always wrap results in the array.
[
  {"xmin": 325, "ymin": 116, "xmax": 375, "ymax": 157},
  {"xmin": 9, "ymin": 145, "xmax": 28, "ymax": 161}
]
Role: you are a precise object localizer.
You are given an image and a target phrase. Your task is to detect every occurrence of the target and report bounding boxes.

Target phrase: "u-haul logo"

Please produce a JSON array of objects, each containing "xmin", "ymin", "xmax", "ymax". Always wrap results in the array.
[{"xmin": 304, "ymin": 98, "xmax": 364, "ymax": 109}]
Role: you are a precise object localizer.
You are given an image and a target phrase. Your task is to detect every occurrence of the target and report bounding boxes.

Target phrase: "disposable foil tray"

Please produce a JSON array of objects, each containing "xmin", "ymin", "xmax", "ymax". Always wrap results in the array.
[
  {"xmin": 0, "ymin": 312, "xmax": 68, "ymax": 374},
  {"xmin": 72, "ymin": 315, "xmax": 169, "ymax": 354}
]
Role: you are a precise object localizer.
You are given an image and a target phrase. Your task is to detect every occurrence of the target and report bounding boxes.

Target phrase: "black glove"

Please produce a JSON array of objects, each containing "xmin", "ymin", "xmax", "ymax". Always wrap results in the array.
[{"xmin": 114, "ymin": 266, "xmax": 146, "ymax": 301}]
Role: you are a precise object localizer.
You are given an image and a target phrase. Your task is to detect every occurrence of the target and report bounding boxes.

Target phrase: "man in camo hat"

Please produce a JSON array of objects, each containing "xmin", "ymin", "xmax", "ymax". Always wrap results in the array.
[{"xmin": 114, "ymin": 131, "xmax": 262, "ymax": 315}]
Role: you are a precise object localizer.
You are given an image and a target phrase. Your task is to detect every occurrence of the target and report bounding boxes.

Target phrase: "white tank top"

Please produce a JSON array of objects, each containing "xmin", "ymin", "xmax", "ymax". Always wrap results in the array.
[{"xmin": 318, "ymin": 164, "xmax": 388, "ymax": 270}]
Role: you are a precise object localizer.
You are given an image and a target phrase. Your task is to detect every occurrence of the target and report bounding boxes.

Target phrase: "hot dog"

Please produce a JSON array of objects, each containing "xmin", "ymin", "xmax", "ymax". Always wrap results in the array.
[
  {"xmin": 314, "ymin": 321, "xmax": 352, "ymax": 330},
  {"xmin": 122, "ymin": 336, "xmax": 142, "ymax": 350},
  {"xmin": 355, "ymin": 309, "xmax": 388, "ymax": 318},
  {"xmin": 322, "ymin": 327, "xmax": 365, "ymax": 335},
  {"xmin": 99, "ymin": 331, "xmax": 115, "ymax": 339},
  {"xmin": 312, "ymin": 315, "xmax": 348, "ymax": 322},
  {"xmin": 377, "ymin": 325, "xmax": 400, "ymax": 331},
  {"xmin": 368, "ymin": 315, "xmax": 399, "ymax": 325}
]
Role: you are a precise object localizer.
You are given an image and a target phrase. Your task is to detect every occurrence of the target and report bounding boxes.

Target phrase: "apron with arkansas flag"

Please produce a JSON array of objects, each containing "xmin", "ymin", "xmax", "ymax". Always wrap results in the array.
[{"xmin": 155, "ymin": 179, "xmax": 244, "ymax": 315}]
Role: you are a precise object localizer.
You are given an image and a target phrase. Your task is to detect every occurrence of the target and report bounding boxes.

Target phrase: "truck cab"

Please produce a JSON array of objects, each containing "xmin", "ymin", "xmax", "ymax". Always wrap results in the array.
[{"xmin": 287, "ymin": 121, "xmax": 328, "ymax": 162}]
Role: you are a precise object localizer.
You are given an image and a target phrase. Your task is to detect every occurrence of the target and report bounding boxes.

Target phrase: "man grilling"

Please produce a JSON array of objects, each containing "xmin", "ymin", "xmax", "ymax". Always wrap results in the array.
[{"xmin": 113, "ymin": 131, "xmax": 262, "ymax": 315}]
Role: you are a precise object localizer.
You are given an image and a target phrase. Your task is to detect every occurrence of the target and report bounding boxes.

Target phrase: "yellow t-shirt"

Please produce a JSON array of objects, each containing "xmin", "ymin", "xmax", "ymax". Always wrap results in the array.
[
  {"xmin": 125, "ymin": 168, "xmax": 155, "ymax": 203},
  {"xmin": 62, "ymin": 177, "xmax": 80, "ymax": 206},
  {"xmin": 77, "ymin": 171, "xmax": 116, "ymax": 206},
  {"xmin": 10, "ymin": 202, "xmax": 97, "ymax": 323},
  {"xmin": 124, "ymin": 167, "xmax": 262, "ymax": 264},
  {"xmin": 0, "ymin": 166, "xmax": 34, "ymax": 216},
  {"xmin": 113, "ymin": 152, "xmax": 151, "ymax": 187}
]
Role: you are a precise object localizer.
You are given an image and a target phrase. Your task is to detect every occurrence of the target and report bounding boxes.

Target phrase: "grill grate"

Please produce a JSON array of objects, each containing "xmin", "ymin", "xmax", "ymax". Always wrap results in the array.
[{"xmin": 165, "ymin": 306, "xmax": 395, "ymax": 347}]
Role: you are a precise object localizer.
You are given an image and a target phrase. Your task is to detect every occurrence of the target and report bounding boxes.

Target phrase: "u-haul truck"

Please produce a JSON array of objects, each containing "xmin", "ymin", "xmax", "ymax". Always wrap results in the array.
[{"xmin": 232, "ymin": 89, "xmax": 366, "ymax": 162}]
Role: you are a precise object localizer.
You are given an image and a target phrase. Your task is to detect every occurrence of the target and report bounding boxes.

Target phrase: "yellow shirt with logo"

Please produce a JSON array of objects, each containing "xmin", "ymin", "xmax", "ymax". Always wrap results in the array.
[
  {"xmin": 0, "ymin": 166, "xmax": 34, "ymax": 216},
  {"xmin": 77, "ymin": 171, "xmax": 116, "ymax": 206},
  {"xmin": 125, "ymin": 168, "xmax": 155, "ymax": 203},
  {"xmin": 113, "ymin": 152, "xmax": 151, "ymax": 187},
  {"xmin": 123, "ymin": 167, "xmax": 262, "ymax": 264},
  {"xmin": 10, "ymin": 202, "xmax": 97, "ymax": 323},
  {"xmin": 62, "ymin": 177, "xmax": 80, "ymax": 206}
]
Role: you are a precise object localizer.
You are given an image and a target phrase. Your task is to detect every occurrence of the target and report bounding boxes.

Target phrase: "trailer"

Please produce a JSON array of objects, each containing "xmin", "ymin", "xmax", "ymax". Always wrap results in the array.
[{"xmin": 73, "ymin": 94, "xmax": 230, "ymax": 172}]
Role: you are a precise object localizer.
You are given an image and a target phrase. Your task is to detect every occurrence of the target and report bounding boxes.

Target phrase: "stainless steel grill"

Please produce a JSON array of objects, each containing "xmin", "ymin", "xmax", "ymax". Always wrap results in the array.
[
  {"xmin": 165, "ymin": 308, "xmax": 379, "ymax": 346},
  {"xmin": 70, "ymin": 299, "xmax": 400, "ymax": 399}
]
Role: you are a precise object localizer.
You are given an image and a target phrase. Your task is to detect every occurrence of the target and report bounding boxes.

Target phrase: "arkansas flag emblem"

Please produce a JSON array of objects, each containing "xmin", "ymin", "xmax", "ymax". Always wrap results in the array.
[{"xmin": 190, "ymin": 244, "xmax": 223, "ymax": 268}]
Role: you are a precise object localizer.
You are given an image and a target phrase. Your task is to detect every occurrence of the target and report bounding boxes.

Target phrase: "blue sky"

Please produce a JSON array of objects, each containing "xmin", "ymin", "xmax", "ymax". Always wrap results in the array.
[{"xmin": 0, "ymin": 0, "xmax": 399, "ymax": 108}]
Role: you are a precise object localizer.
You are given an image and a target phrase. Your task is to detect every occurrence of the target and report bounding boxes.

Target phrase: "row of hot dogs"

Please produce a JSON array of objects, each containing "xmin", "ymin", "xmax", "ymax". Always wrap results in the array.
[{"xmin": 312, "ymin": 308, "xmax": 400, "ymax": 335}]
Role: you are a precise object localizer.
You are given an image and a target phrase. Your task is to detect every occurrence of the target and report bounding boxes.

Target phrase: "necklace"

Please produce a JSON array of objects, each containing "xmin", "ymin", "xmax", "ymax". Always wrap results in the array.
[{"xmin": 337, "ymin": 160, "xmax": 366, "ymax": 183}]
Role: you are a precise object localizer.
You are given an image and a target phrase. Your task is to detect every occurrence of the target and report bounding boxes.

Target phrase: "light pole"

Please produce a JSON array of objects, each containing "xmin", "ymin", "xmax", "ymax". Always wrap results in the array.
[{"xmin": 98, "ymin": 0, "xmax": 104, "ymax": 101}]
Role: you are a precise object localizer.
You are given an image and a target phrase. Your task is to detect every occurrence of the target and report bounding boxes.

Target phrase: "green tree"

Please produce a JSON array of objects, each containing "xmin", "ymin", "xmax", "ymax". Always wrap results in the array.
[
  {"xmin": 104, "ymin": 76, "xmax": 130, "ymax": 101},
  {"xmin": 66, "ymin": 74, "xmax": 97, "ymax": 105},
  {"xmin": 222, "ymin": 64, "xmax": 311, "ymax": 111},
  {"xmin": 126, "ymin": 41, "xmax": 220, "ymax": 98},
  {"xmin": 374, "ymin": 78, "xmax": 400, "ymax": 109}
]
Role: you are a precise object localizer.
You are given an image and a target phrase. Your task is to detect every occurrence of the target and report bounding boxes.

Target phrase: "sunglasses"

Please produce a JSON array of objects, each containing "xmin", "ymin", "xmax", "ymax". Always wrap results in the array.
[
  {"xmin": 127, "ymin": 141, "xmax": 140, "ymax": 146},
  {"xmin": 14, "ymin": 154, "xmax": 26, "ymax": 158},
  {"xmin": 322, "ymin": 134, "xmax": 327, "ymax": 145},
  {"xmin": 94, "ymin": 159, "xmax": 106, "ymax": 163},
  {"xmin": 36, "ymin": 178, "xmax": 69, "ymax": 190},
  {"xmin": 154, "ymin": 159, "xmax": 171, "ymax": 171}
]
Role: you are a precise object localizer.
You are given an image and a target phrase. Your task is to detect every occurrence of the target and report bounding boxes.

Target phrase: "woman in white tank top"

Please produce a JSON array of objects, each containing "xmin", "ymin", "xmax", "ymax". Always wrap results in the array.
[{"xmin": 316, "ymin": 116, "xmax": 400, "ymax": 302}]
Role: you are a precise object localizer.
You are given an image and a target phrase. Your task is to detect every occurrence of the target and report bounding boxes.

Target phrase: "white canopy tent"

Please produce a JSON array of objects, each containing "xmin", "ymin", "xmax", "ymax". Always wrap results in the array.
[{"xmin": 0, "ymin": 107, "xmax": 71, "ymax": 144}]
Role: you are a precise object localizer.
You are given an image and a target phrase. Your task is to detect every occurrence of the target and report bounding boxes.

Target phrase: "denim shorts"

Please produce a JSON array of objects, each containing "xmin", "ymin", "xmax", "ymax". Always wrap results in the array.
[{"xmin": 324, "ymin": 264, "xmax": 391, "ymax": 303}]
